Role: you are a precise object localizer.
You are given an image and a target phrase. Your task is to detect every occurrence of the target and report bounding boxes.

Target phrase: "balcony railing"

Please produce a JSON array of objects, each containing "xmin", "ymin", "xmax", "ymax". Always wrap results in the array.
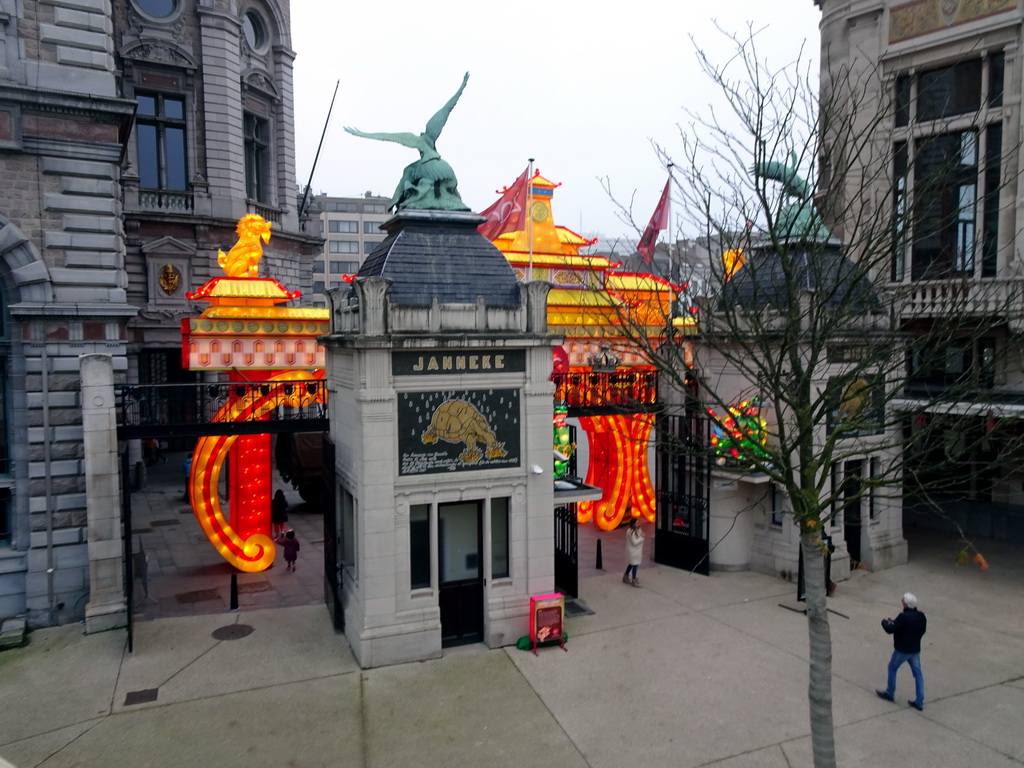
[
  {"xmin": 900, "ymin": 277, "xmax": 1024, "ymax": 321},
  {"xmin": 247, "ymin": 201, "xmax": 282, "ymax": 224},
  {"xmin": 137, "ymin": 189, "xmax": 194, "ymax": 213},
  {"xmin": 553, "ymin": 370, "xmax": 658, "ymax": 411}
]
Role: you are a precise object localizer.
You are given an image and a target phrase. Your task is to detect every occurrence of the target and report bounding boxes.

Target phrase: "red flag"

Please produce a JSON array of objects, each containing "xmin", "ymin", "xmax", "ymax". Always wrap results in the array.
[
  {"xmin": 478, "ymin": 167, "xmax": 530, "ymax": 240},
  {"xmin": 637, "ymin": 178, "xmax": 671, "ymax": 265}
]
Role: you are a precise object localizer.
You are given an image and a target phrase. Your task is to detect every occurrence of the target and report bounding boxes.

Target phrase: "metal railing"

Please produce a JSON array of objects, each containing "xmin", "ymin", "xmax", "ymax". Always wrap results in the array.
[
  {"xmin": 553, "ymin": 370, "xmax": 658, "ymax": 411},
  {"xmin": 115, "ymin": 379, "xmax": 328, "ymax": 438}
]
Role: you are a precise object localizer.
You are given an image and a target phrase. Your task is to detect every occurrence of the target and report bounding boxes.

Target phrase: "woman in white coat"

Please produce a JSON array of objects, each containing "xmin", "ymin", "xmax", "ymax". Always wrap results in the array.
[{"xmin": 623, "ymin": 517, "xmax": 645, "ymax": 587}]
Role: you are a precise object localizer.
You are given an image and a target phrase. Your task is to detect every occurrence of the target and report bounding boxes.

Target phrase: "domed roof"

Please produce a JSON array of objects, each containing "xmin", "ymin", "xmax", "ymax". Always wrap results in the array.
[
  {"xmin": 357, "ymin": 210, "xmax": 521, "ymax": 308},
  {"xmin": 722, "ymin": 237, "xmax": 880, "ymax": 312}
]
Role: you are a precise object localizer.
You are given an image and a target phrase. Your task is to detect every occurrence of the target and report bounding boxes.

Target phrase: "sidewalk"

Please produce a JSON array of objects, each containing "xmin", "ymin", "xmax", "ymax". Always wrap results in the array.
[
  {"xmin": 127, "ymin": 452, "xmax": 325, "ymax": 621},
  {"xmin": 2, "ymin": 521, "xmax": 1022, "ymax": 767}
]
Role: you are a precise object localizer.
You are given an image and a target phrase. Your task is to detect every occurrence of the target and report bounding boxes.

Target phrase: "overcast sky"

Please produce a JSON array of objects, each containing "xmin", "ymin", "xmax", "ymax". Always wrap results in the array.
[{"xmin": 290, "ymin": 1, "xmax": 822, "ymax": 248}]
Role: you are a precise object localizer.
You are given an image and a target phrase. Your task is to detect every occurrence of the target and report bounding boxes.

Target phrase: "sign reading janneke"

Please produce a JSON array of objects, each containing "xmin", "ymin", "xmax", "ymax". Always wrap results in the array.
[{"xmin": 392, "ymin": 350, "xmax": 525, "ymax": 376}]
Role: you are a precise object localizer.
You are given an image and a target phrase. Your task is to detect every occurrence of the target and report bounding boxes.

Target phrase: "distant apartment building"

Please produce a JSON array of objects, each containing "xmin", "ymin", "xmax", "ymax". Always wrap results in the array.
[{"xmin": 304, "ymin": 193, "xmax": 391, "ymax": 305}]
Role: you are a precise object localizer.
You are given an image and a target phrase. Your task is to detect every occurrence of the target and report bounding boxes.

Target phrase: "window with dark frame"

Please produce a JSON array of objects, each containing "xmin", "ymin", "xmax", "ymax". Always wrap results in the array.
[
  {"xmin": 491, "ymin": 497, "xmax": 510, "ymax": 578},
  {"xmin": 892, "ymin": 53, "xmax": 1003, "ymax": 283},
  {"xmin": 136, "ymin": 92, "xmax": 187, "ymax": 190},
  {"xmin": 410, "ymin": 504, "xmax": 430, "ymax": 589},
  {"xmin": 244, "ymin": 112, "xmax": 270, "ymax": 203}
]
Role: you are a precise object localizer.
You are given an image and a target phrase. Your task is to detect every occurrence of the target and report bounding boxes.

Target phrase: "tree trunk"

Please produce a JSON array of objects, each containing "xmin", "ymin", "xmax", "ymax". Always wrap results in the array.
[{"xmin": 802, "ymin": 531, "xmax": 836, "ymax": 768}]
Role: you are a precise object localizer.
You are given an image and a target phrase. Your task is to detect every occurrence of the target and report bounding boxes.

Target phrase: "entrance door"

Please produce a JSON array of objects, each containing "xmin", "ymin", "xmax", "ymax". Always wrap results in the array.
[
  {"xmin": 438, "ymin": 501, "xmax": 484, "ymax": 646},
  {"xmin": 842, "ymin": 460, "xmax": 863, "ymax": 566},
  {"xmin": 654, "ymin": 412, "xmax": 711, "ymax": 575}
]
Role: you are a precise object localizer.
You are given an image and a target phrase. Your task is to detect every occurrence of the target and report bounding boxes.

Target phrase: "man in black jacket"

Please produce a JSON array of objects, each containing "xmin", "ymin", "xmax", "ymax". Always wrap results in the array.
[{"xmin": 876, "ymin": 592, "xmax": 927, "ymax": 710}]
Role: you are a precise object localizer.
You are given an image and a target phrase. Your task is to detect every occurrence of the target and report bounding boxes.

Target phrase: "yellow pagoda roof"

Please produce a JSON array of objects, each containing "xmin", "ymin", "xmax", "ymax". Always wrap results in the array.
[{"xmin": 186, "ymin": 277, "xmax": 299, "ymax": 303}]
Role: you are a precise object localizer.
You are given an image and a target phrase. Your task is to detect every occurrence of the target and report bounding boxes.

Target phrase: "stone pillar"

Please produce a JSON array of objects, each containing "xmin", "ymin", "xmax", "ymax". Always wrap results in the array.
[{"xmin": 80, "ymin": 354, "xmax": 127, "ymax": 633}]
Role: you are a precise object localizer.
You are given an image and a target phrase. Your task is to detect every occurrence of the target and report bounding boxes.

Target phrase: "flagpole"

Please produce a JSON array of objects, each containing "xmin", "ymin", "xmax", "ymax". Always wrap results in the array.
[
  {"xmin": 527, "ymin": 157, "xmax": 535, "ymax": 278},
  {"xmin": 666, "ymin": 162, "xmax": 674, "ymax": 320}
]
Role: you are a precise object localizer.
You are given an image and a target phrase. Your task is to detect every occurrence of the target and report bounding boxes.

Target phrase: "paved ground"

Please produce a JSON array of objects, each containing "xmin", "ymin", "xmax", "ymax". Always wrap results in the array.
[
  {"xmin": 127, "ymin": 452, "xmax": 325, "ymax": 622},
  {"xmin": 1, "ymin": 462, "xmax": 1022, "ymax": 767}
]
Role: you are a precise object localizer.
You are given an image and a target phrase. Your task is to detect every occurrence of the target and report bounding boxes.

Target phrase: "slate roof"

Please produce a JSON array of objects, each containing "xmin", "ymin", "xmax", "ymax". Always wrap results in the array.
[
  {"xmin": 722, "ymin": 237, "xmax": 880, "ymax": 312},
  {"xmin": 357, "ymin": 210, "xmax": 521, "ymax": 308}
]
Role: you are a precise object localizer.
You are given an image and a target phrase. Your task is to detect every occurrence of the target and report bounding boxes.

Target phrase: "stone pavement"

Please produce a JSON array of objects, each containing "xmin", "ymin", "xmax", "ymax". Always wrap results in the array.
[
  {"xmin": 127, "ymin": 451, "xmax": 326, "ymax": 621},
  {"xmin": 1, "ymin": 464, "xmax": 1022, "ymax": 767}
]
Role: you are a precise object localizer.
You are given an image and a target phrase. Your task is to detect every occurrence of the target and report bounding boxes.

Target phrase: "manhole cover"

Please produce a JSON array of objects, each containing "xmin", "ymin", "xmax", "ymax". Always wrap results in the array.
[
  {"xmin": 175, "ymin": 588, "xmax": 221, "ymax": 604},
  {"xmin": 237, "ymin": 581, "xmax": 270, "ymax": 594},
  {"xmin": 212, "ymin": 624, "xmax": 254, "ymax": 641}
]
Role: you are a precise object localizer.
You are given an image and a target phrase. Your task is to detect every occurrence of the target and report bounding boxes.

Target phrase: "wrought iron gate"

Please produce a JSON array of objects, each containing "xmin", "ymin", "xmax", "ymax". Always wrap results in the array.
[
  {"xmin": 554, "ymin": 504, "xmax": 578, "ymax": 597},
  {"xmin": 320, "ymin": 434, "xmax": 343, "ymax": 630},
  {"xmin": 654, "ymin": 411, "xmax": 711, "ymax": 575}
]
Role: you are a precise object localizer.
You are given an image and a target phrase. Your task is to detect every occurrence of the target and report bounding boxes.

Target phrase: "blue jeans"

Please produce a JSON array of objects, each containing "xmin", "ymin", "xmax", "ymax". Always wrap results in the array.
[
  {"xmin": 886, "ymin": 650, "xmax": 924, "ymax": 707},
  {"xmin": 624, "ymin": 564, "xmax": 638, "ymax": 579}
]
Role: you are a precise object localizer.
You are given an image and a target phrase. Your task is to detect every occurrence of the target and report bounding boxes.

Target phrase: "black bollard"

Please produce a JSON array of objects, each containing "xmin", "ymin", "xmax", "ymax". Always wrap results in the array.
[
  {"xmin": 596, "ymin": 538, "xmax": 603, "ymax": 570},
  {"xmin": 229, "ymin": 572, "xmax": 239, "ymax": 611}
]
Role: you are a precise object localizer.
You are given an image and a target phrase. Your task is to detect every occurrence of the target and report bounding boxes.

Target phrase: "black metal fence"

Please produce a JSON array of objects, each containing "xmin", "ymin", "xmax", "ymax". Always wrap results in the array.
[{"xmin": 115, "ymin": 379, "xmax": 329, "ymax": 439}]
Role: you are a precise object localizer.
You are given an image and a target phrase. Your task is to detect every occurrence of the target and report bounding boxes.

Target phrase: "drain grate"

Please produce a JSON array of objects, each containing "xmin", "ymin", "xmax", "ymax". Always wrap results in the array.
[
  {"xmin": 564, "ymin": 599, "xmax": 594, "ymax": 617},
  {"xmin": 236, "ymin": 581, "xmax": 270, "ymax": 594},
  {"xmin": 124, "ymin": 688, "xmax": 158, "ymax": 706},
  {"xmin": 150, "ymin": 519, "xmax": 179, "ymax": 527},
  {"xmin": 175, "ymin": 588, "xmax": 221, "ymax": 604},
  {"xmin": 212, "ymin": 624, "xmax": 254, "ymax": 641}
]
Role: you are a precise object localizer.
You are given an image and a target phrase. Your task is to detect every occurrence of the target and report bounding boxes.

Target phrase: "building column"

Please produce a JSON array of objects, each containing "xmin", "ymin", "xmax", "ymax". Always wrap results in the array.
[{"xmin": 81, "ymin": 354, "xmax": 127, "ymax": 633}]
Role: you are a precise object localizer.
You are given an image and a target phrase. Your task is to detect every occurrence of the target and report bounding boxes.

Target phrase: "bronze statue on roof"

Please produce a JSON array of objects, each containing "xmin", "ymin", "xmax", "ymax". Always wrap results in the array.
[
  {"xmin": 345, "ymin": 72, "xmax": 471, "ymax": 213},
  {"xmin": 752, "ymin": 150, "xmax": 831, "ymax": 241}
]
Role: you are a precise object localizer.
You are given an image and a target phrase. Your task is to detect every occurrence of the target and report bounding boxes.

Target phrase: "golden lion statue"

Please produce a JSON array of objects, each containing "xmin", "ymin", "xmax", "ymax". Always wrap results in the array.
[{"xmin": 218, "ymin": 214, "xmax": 272, "ymax": 278}]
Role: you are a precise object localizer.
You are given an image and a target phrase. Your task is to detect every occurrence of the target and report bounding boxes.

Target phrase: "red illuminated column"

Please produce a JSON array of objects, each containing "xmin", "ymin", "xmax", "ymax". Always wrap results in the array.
[{"xmin": 230, "ymin": 433, "xmax": 272, "ymax": 540}]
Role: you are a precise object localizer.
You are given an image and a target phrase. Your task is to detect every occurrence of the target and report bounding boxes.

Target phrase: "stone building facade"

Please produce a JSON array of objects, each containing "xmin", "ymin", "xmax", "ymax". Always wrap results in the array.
[
  {"xmin": 817, "ymin": 0, "xmax": 1024, "ymax": 540},
  {"xmin": 0, "ymin": 0, "xmax": 318, "ymax": 629}
]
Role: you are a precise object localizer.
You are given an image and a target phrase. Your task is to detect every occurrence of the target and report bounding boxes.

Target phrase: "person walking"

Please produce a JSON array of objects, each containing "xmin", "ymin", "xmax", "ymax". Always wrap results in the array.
[
  {"xmin": 876, "ymin": 592, "xmax": 927, "ymax": 711},
  {"xmin": 281, "ymin": 530, "xmax": 300, "ymax": 571},
  {"xmin": 271, "ymin": 490, "xmax": 289, "ymax": 539},
  {"xmin": 623, "ymin": 517, "xmax": 645, "ymax": 587}
]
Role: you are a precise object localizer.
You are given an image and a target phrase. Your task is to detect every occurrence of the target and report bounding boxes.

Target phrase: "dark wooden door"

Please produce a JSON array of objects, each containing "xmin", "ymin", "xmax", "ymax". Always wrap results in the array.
[{"xmin": 438, "ymin": 501, "xmax": 483, "ymax": 646}]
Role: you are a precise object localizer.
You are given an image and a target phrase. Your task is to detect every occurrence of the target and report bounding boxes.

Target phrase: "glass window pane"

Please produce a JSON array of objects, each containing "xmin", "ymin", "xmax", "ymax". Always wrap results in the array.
[
  {"xmin": 917, "ymin": 60, "xmax": 981, "ymax": 121},
  {"xmin": 491, "ymin": 497, "xmax": 509, "ymax": 578},
  {"xmin": 164, "ymin": 127, "xmax": 187, "ymax": 190},
  {"xmin": 137, "ymin": 123, "xmax": 159, "ymax": 188},
  {"xmin": 163, "ymin": 97, "xmax": 184, "ymax": 120},
  {"xmin": 410, "ymin": 504, "xmax": 430, "ymax": 589},
  {"xmin": 136, "ymin": 94, "xmax": 156, "ymax": 117},
  {"xmin": 439, "ymin": 502, "xmax": 479, "ymax": 583},
  {"xmin": 988, "ymin": 52, "xmax": 1005, "ymax": 108},
  {"xmin": 983, "ymin": 123, "xmax": 1002, "ymax": 277},
  {"xmin": 895, "ymin": 75, "xmax": 911, "ymax": 127},
  {"xmin": 136, "ymin": 0, "xmax": 177, "ymax": 18}
]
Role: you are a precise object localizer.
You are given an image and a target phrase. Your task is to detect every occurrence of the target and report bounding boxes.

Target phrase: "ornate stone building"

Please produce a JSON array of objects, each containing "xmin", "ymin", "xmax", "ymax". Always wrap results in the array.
[
  {"xmin": 0, "ymin": 0, "xmax": 318, "ymax": 628},
  {"xmin": 817, "ymin": 0, "xmax": 1024, "ymax": 541}
]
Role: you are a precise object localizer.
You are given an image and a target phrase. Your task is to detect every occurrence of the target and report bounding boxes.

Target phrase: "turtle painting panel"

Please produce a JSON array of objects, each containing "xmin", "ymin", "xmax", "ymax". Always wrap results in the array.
[{"xmin": 398, "ymin": 389, "xmax": 521, "ymax": 475}]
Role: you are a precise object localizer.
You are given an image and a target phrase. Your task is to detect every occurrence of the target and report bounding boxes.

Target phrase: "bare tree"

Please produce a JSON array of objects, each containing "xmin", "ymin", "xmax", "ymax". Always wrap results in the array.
[{"xmin": 604, "ymin": 26, "xmax": 1021, "ymax": 768}]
